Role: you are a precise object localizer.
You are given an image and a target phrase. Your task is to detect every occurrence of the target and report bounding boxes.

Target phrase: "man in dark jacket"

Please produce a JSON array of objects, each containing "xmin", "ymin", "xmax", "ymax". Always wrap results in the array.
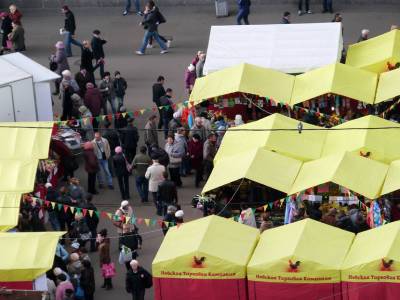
[
  {"xmin": 158, "ymin": 171, "xmax": 178, "ymax": 216},
  {"xmin": 0, "ymin": 12, "xmax": 12, "ymax": 51},
  {"xmin": 114, "ymin": 71, "xmax": 128, "ymax": 110},
  {"xmin": 125, "ymin": 260, "xmax": 151, "ymax": 300},
  {"xmin": 123, "ymin": 118, "xmax": 139, "ymax": 163},
  {"xmin": 113, "ymin": 146, "xmax": 131, "ymax": 200},
  {"xmin": 159, "ymin": 88, "xmax": 174, "ymax": 139},
  {"xmin": 152, "ymin": 75, "xmax": 166, "ymax": 129},
  {"xmin": 61, "ymin": 5, "xmax": 82, "ymax": 57},
  {"xmin": 237, "ymin": 0, "xmax": 251, "ymax": 25},
  {"xmin": 80, "ymin": 40, "xmax": 95, "ymax": 84},
  {"xmin": 136, "ymin": 1, "xmax": 168, "ymax": 55},
  {"xmin": 83, "ymin": 194, "xmax": 99, "ymax": 252},
  {"xmin": 91, "ymin": 29, "xmax": 107, "ymax": 78}
]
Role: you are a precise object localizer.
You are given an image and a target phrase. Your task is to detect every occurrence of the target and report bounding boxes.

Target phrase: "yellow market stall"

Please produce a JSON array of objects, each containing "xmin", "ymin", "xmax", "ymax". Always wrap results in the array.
[
  {"xmin": 346, "ymin": 29, "xmax": 400, "ymax": 74},
  {"xmin": 375, "ymin": 68, "xmax": 400, "ymax": 104},
  {"xmin": 290, "ymin": 63, "xmax": 378, "ymax": 106},
  {"xmin": 0, "ymin": 232, "xmax": 63, "ymax": 289},
  {"xmin": 247, "ymin": 219, "xmax": 354, "ymax": 300},
  {"xmin": 152, "ymin": 215, "xmax": 259, "ymax": 300},
  {"xmin": 341, "ymin": 221, "xmax": 400, "ymax": 300}
]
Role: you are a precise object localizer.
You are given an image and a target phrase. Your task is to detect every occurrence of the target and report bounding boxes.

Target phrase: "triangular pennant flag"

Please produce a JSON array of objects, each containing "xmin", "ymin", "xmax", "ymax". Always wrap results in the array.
[
  {"xmin": 76, "ymin": 207, "xmax": 82, "ymax": 214},
  {"xmin": 89, "ymin": 210, "xmax": 94, "ymax": 217},
  {"xmin": 106, "ymin": 213, "xmax": 113, "ymax": 219},
  {"xmin": 102, "ymin": 115, "xmax": 107, "ymax": 121},
  {"xmin": 96, "ymin": 116, "xmax": 101, "ymax": 122},
  {"xmin": 140, "ymin": 109, "xmax": 145, "ymax": 115},
  {"xmin": 130, "ymin": 216, "xmax": 136, "ymax": 225},
  {"xmin": 107, "ymin": 115, "xmax": 113, "ymax": 122},
  {"xmin": 45, "ymin": 200, "xmax": 50, "ymax": 207},
  {"xmin": 95, "ymin": 210, "xmax": 100, "ymax": 218},
  {"xmin": 144, "ymin": 219, "xmax": 150, "ymax": 226},
  {"xmin": 63, "ymin": 205, "xmax": 69, "ymax": 213},
  {"xmin": 115, "ymin": 113, "xmax": 121, "ymax": 119},
  {"xmin": 163, "ymin": 221, "xmax": 169, "ymax": 227},
  {"xmin": 82, "ymin": 208, "xmax": 87, "ymax": 217},
  {"xmin": 251, "ymin": 208, "xmax": 256, "ymax": 214},
  {"xmin": 134, "ymin": 111, "xmax": 140, "ymax": 117},
  {"xmin": 101, "ymin": 211, "xmax": 108, "ymax": 218},
  {"xmin": 70, "ymin": 206, "xmax": 75, "ymax": 213},
  {"xmin": 128, "ymin": 112, "xmax": 134, "ymax": 118},
  {"xmin": 137, "ymin": 218, "xmax": 143, "ymax": 225},
  {"xmin": 263, "ymin": 205, "xmax": 268, "ymax": 212},
  {"xmin": 157, "ymin": 220, "xmax": 164, "ymax": 227},
  {"xmin": 122, "ymin": 112, "xmax": 127, "ymax": 118},
  {"xmin": 152, "ymin": 107, "xmax": 157, "ymax": 112},
  {"xmin": 52, "ymin": 202, "xmax": 56, "ymax": 209},
  {"xmin": 151, "ymin": 219, "xmax": 157, "ymax": 226},
  {"xmin": 125, "ymin": 216, "xmax": 131, "ymax": 224},
  {"xmin": 268, "ymin": 202, "xmax": 273, "ymax": 209}
]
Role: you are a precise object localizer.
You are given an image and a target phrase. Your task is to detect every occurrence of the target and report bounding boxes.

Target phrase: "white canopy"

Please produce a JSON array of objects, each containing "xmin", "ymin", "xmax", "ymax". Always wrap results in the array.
[
  {"xmin": 0, "ymin": 53, "xmax": 59, "ymax": 83},
  {"xmin": 203, "ymin": 23, "xmax": 343, "ymax": 75},
  {"xmin": 0, "ymin": 59, "xmax": 31, "ymax": 86}
]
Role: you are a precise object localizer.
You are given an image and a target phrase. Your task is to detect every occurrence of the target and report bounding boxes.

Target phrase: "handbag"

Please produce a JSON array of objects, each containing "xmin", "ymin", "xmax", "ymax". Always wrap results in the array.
[
  {"xmin": 6, "ymin": 40, "xmax": 12, "ymax": 49},
  {"xmin": 118, "ymin": 245, "xmax": 133, "ymax": 264},
  {"xmin": 170, "ymin": 156, "xmax": 182, "ymax": 164},
  {"xmin": 49, "ymin": 61, "xmax": 58, "ymax": 71},
  {"xmin": 80, "ymin": 231, "xmax": 92, "ymax": 241},
  {"xmin": 101, "ymin": 262, "xmax": 116, "ymax": 278}
]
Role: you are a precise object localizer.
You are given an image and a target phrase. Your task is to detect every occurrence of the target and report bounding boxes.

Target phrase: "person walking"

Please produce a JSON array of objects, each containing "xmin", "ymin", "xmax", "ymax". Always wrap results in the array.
[
  {"xmin": 8, "ymin": 4, "xmax": 22, "ymax": 24},
  {"xmin": 203, "ymin": 133, "xmax": 217, "ymax": 180},
  {"xmin": 61, "ymin": 6, "xmax": 82, "ymax": 57},
  {"xmin": 84, "ymin": 82, "xmax": 102, "ymax": 129},
  {"xmin": 51, "ymin": 41, "xmax": 69, "ymax": 95},
  {"xmin": 119, "ymin": 224, "xmax": 143, "ymax": 270},
  {"xmin": 99, "ymin": 71, "xmax": 115, "ymax": 114},
  {"xmin": 144, "ymin": 115, "xmax": 159, "ymax": 148},
  {"xmin": 83, "ymin": 194, "xmax": 99, "ymax": 252},
  {"xmin": 145, "ymin": 157, "xmax": 165, "ymax": 212},
  {"xmin": 165, "ymin": 134, "xmax": 184, "ymax": 188},
  {"xmin": 132, "ymin": 146, "xmax": 152, "ymax": 203},
  {"xmin": 114, "ymin": 201, "xmax": 135, "ymax": 234},
  {"xmin": 159, "ymin": 88, "xmax": 174, "ymax": 139},
  {"xmin": 357, "ymin": 29, "xmax": 370, "ymax": 43},
  {"xmin": 123, "ymin": 0, "xmax": 143, "ymax": 16},
  {"xmin": 152, "ymin": 76, "xmax": 166, "ymax": 129},
  {"xmin": 113, "ymin": 146, "xmax": 131, "ymax": 200},
  {"xmin": 80, "ymin": 40, "xmax": 96, "ymax": 84},
  {"xmin": 136, "ymin": 1, "xmax": 168, "ymax": 55},
  {"xmin": 91, "ymin": 29, "xmax": 107, "ymax": 79},
  {"xmin": 8, "ymin": 21, "xmax": 24, "ymax": 51},
  {"xmin": 188, "ymin": 134, "xmax": 203, "ymax": 187},
  {"xmin": 298, "ymin": 0, "xmax": 312, "ymax": 15},
  {"xmin": 113, "ymin": 71, "xmax": 128, "ymax": 111},
  {"xmin": 185, "ymin": 64, "xmax": 196, "ymax": 96},
  {"xmin": 103, "ymin": 121, "xmax": 121, "ymax": 175},
  {"xmin": 123, "ymin": 118, "xmax": 140, "ymax": 163},
  {"xmin": 322, "ymin": 0, "xmax": 333, "ymax": 13},
  {"xmin": 0, "ymin": 12, "xmax": 12, "ymax": 53},
  {"xmin": 162, "ymin": 205, "xmax": 177, "ymax": 235},
  {"xmin": 237, "ymin": 0, "xmax": 251, "ymax": 25},
  {"xmin": 98, "ymin": 229, "xmax": 114, "ymax": 290},
  {"xmin": 83, "ymin": 142, "xmax": 99, "ymax": 195},
  {"xmin": 92, "ymin": 132, "xmax": 114, "ymax": 190},
  {"xmin": 189, "ymin": 117, "xmax": 207, "ymax": 142},
  {"xmin": 125, "ymin": 260, "xmax": 152, "ymax": 300},
  {"xmin": 158, "ymin": 171, "xmax": 178, "ymax": 216},
  {"xmin": 80, "ymin": 260, "xmax": 95, "ymax": 300},
  {"xmin": 281, "ymin": 11, "xmax": 291, "ymax": 24}
]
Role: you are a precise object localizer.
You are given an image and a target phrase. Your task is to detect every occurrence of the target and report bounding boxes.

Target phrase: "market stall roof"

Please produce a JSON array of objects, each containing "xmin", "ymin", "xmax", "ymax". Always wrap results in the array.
[
  {"xmin": 290, "ymin": 63, "xmax": 378, "ymax": 106},
  {"xmin": 152, "ymin": 215, "xmax": 259, "ymax": 279},
  {"xmin": 289, "ymin": 151, "xmax": 388, "ymax": 199},
  {"xmin": 0, "ymin": 232, "xmax": 64, "ymax": 281},
  {"xmin": 0, "ymin": 59, "xmax": 32, "ymax": 86},
  {"xmin": 202, "ymin": 148, "xmax": 302, "ymax": 194},
  {"xmin": 0, "ymin": 122, "xmax": 53, "ymax": 160},
  {"xmin": 375, "ymin": 68, "xmax": 400, "ymax": 103},
  {"xmin": 0, "ymin": 193, "xmax": 21, "ymax": 232},
  {"xmin": 382, "ymin": 160, "xmax": 400, "ymax": 195},
  {"xmin": 0, "ymin": 53, "xmax": 59, "ymax": 83},
  {"xmin": 189, "ymin": 63, "xmax": 295, "ymax": 105},
  {"xmin": 341, "ymin": 221, "xmax": 400, "ymax": 282},
  {"xmin": 203, "ymin": 23, "xmax": 343, "ymax": 75},
  {"xmin": 0, "ymin": 159, "xmax": 39, "ymax": 193},
  {"xmin": 214, "ymin": 113, "xmax": 326, "ymax": 163},
  {"xmin": 345, "ymin": 29, "xmax": 400, "ymax": 74},
  {"xmin": 248, "ymin": 218, "xmax": 354, "ymax": 283},
  {"xmin": 322, "ymin": 115, "xmax": 400, "ymax": 163}
]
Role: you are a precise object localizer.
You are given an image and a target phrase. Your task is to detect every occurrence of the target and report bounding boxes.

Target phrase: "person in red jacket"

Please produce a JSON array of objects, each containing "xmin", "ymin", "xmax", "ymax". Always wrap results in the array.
[
  {"xmin": 83, "ymin": 142, "xmax": 99, "ymax": 194},
  {"xmin": 188, "ymin": 134, "xmax": 203, "ymax": 187},
  {"xmin": 9, "ymin": 4, "xmax": 22, "ymax": 24},
  {"xmin": 84, "ymin": 82, "xmax": 103, "ymax": 130}
]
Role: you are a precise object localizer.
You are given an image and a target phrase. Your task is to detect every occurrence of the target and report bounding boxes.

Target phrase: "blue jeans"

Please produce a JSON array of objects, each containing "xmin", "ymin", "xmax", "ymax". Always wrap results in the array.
[
  {"xmin": 139, "ymin": 31, "xmax": 167, "ymax": 53},
  {"xmin": 135, "ymin": 176, "xmax": 148, "ymax": 202},
  {"xmin": 63, "ymin": 31, "xmax": 83, "ymax": 57},
  {"xmin": 97, "ymin": 159, "xmax": 113, "ymax": 186},
  {"xmin": 323, "ymin": 0, "xmax": 332, "ymax": 11},
  {"xmin": 237, "ymin": 7, "xmax": 250, "ymax": 25},
  {"xmin": 125, "ymin": 0, "xmax": 140, "ymax": 12}
]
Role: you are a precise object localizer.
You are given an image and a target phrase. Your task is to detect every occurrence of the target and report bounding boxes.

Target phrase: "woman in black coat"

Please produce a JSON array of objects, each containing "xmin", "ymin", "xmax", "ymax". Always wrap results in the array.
[
  {"xmin": 80, "ymin": 40, "xmax": 95, "ymax": 84},
  {"xmin": 81, "ymin": 260, "xmax": 95, "ymax": 300},
  {"xmin": 0, "ymin": 13, "xmax": 12, "ymax": 50}
]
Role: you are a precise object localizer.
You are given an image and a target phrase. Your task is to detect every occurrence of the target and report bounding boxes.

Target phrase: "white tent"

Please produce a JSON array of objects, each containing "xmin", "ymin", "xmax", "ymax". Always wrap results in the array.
[
  {"xmin": 0, "ymin": 53, "xmax": 59, "ymax": 121},
  {"xmin": 203, "ymin": 23, "xmax": 343, "ymax": 75}
]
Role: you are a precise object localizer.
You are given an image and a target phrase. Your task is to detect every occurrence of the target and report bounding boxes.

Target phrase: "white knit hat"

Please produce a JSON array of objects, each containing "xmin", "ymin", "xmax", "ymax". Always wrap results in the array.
[{"xmin": 175, "ymin": 210, "xmax": 184, "ymax": 218}]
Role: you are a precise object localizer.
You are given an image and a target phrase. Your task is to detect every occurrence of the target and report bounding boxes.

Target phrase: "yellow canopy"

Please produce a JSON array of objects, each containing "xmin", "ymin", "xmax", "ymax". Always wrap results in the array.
[
  {"xmin": 322, "ymin": 115, "xmax": 400, "ymax": 163},
  {"xmin": 247, "ymin": 219, "xmax": 354, "ymax": 283},
  {"xmin": 0, "ymin": 193, "xmax": 22, "ymax": 232},
  {"xmin": 202, "ymin": 148, "xmax": 302, "ymax": 194},
  {"xmin": 375, "ymin": 68, "xmax": 400, "ymax": 103},
  {"xmin": 289, "ymin": 152, "xmax": 388, "ymax": 199},
  {"xmin": 290, "ymin": 63, "xmax": 378, "ymax": 106},
  {"xmin": 381, "ymin": 160, "xmax": 400, "ymax": 195},
  {"xmin": 0, "ymin": 159, "xmax": 39, "ymax": 193},
  {"xmin": 0, "ymin": 122, "xmax": 53, "ymax": 160},
  {"xmin": 189, "ymin": 63, "xmax": 295, "ymax": 105},
  {"xmin": 214, "ymin": 113, "xmax": 325, "ymax": 163},
  {"xmin": 342, "ymin": 221, "xmax": 400, "ymax": 282},
  {"xmin": 0, "ymin": 232, "xmax": 64, "ymax": 281},
  {"xmin": 152, "ymin": 215, "xmax": 259, "ymax": 279},
  {"xmin": 346, "ymin": 29, "xmax": 400, "ymax": 74}
]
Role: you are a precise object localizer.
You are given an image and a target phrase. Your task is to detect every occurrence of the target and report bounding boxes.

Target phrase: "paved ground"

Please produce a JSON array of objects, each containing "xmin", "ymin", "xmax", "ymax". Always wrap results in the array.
[{"xmin": 17, "ymin": 3, "xmax": 400, "ymax": 299}]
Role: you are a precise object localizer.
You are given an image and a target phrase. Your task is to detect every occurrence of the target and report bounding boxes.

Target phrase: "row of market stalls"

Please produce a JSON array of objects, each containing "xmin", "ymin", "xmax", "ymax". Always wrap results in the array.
[
  {"xmin": 203, "ymin": 113, "xmax": 400, "ymax": 200},
  {"xmin": 0, "ymin": 122, "xmax": 63, "ymax": 296},
  {"xmin": 153, "ymin": 215, "xmax": 400, "ymax": 300}
]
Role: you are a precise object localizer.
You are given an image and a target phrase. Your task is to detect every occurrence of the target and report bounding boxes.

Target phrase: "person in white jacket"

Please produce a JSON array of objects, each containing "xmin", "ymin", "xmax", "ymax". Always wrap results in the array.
[{"xmin": 145, "ymin": 158, "xmax": 165, "ymax": 213}]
